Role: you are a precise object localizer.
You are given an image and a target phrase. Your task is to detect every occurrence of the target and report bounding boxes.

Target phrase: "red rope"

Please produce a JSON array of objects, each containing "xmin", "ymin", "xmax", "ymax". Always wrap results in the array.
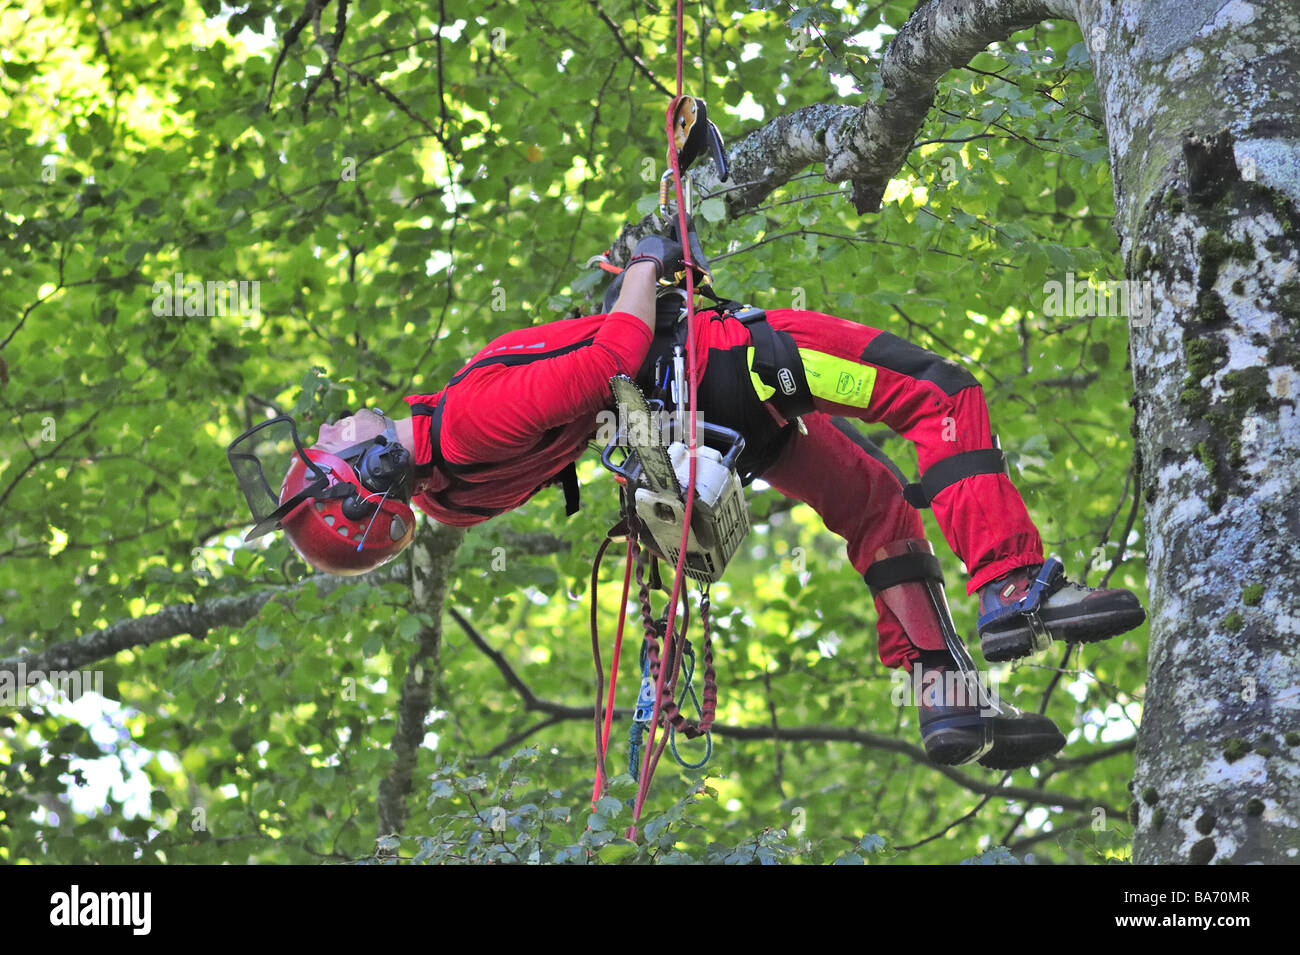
[
  {"xmin": 628, "ymin": 0, "xmax": 700, "ymax": 837},
  {"xmin": 589, "ymin": 536, "xmax": 635, "ymax": 806}
]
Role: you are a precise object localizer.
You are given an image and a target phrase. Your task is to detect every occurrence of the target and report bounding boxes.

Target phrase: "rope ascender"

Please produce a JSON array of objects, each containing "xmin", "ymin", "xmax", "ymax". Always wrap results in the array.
[{"xmin": 587, "ymin": 0, "xmax": 734, "ymax": 841}]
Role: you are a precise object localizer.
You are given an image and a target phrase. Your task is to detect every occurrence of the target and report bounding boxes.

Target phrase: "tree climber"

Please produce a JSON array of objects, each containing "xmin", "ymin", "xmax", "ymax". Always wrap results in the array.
[{"xmin": 228, "ymin": 226, "xmax": 1146, "ymax": 771}]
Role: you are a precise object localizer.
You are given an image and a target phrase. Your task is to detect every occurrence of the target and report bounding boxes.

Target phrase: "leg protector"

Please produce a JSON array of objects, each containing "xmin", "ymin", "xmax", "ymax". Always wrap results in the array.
[
  {"xmin": 866, "ymin": 540, "xmax": 1066, "ymax": 769},
  {"xmin": 865, "ymin": 539, "xmax": 989, "ymax": 684},
  {"xmin": 865, "ymin": 539, "xmax": 995, "ymax": 765}
]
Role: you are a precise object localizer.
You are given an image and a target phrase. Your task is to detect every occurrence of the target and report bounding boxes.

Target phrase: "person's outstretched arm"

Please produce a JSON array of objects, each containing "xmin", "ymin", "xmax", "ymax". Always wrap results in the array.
[{"xmin": 610, "ymin": 259, "xmax": 659, "ymax": 334}]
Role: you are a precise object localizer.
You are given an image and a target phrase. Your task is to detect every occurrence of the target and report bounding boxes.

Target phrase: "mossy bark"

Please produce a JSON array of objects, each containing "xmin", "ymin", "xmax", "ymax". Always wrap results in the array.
[{"xmin": 1079, "ymin": 0, "xmax": 1300, "ymax": 863}]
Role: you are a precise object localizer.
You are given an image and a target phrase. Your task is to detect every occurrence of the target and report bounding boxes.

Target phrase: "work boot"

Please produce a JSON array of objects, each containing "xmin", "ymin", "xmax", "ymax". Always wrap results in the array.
[
  {"xmin": 978, "ymin": 558, "xmax": 1146, "ymax": 663},
  {"xmin": 916, "ymin": 658, "xmax": 992, "ymax": 765},
  {"xmin": 979, "ymin": 708, "xmax": 1067, "ymax": 770},
  {"xmin": 916, "ymin": 656, "xmax": 1065, "ymax": 769}
]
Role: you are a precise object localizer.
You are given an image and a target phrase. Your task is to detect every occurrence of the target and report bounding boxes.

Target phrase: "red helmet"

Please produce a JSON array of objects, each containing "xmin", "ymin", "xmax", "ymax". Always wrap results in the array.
[
  {"xmin": 228, "ymin": 413, "xmax": 416, "ymax": 575},
  {"xmin": 278, "ymin": 448, "xmax": 415, "ymax": 575}
]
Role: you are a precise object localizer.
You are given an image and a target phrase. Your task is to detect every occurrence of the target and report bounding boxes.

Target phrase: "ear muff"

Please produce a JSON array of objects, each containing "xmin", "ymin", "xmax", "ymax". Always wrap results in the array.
[
  {"xmin": 355, "ymin": 437, "xmax": 413, "ymax": 500},
  {"xmin": 326, "ymin": 411, "xmax": 414, "ymax": 511},
  {"xmin": 340, "ymin": 492, "xmax": 378, "ymax": 522},
  {"xmin": 335, "ymin": 438, "xmax": 412, "ymax": 520}
]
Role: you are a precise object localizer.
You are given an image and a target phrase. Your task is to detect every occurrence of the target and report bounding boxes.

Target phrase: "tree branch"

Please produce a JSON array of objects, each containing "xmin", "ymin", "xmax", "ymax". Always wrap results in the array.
[
  {"xmin": 452, "ymin": 607, "xmax": 1121, "ymax": 815},
  {"xmin": 0, "ymin": 562, "xmax": 408, "ymax": 683},
  {"xmin": 604, "ymin": 0, "xmax": 1075, "ymax": 267}
]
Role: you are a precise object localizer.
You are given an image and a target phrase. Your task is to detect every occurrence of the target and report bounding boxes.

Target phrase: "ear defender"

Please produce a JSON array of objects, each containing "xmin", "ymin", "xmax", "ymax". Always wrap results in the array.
[
  {"xmin": 326, "ymin": 411, "xmax": 415, "ymax": 521},
  {"xmin": 356, "ymin": 437, "xmax": 413, "ymax": 501}
]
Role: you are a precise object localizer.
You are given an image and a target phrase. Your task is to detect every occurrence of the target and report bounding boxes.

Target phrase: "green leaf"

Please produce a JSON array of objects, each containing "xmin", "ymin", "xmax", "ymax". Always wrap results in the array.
[
  {"xmin": 698, "ymin": 197, "xmax": 727, "ymax": 223},
  {"xmin": 396, "ymin": 615, "xmax": 423, "ymax": 641},
  {"xmin": 124, "ymin": 241, "xmax": 150, "ymax": 266}
]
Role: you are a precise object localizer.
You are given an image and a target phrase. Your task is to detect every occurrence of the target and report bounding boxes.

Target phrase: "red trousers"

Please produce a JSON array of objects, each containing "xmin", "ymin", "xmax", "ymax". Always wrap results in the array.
[{"xmin": 755, "ymin": 310, "xmax": 1044, "ymax": 670}]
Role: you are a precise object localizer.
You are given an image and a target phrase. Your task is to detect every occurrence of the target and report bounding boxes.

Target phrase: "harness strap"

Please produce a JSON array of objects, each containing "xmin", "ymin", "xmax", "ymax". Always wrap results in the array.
[
  {"xmin": 558, "ymin": 461, "xmax": 581, "ymax": 517},
  {"xmin": 446, "ymin": 338, "xmax": 595, "ymax": 386},
  {"xmin": 642, "ymin": 301, "xmax": 814, "ymax": 438},
  {"xmin": 406, "ymin": 399, "xmax": 506, "ymax": 518},
  {"xmin": 735, "ymin": 306, "xmax": 815, "ymax": 422},
  {"xmin": 409, "ymin": 337, "xmax": 592, "ymax": 517},
  {"xmin": 903, "ymin": 448, "xmax": 1009, "ymax": 509}
]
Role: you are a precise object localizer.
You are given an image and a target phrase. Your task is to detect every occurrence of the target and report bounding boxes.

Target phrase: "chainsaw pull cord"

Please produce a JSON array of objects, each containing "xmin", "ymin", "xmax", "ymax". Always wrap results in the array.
[{"xmin": 628, "ymin": 0, "xmax": 701, "ymax": 838}]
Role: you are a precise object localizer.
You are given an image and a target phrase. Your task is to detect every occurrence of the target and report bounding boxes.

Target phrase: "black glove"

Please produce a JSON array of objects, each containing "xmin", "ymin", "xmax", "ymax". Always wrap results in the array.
[
  {"xmin": 600, "ymin": 224, "xmax": 712, "ymax": 313},
  {"xmin": 601, "ymin": 233, "xmax": 683, "ymax": 313},
  {"xmin": 626, "ymin": 233, "xmax": 685, "ymax": 281}
]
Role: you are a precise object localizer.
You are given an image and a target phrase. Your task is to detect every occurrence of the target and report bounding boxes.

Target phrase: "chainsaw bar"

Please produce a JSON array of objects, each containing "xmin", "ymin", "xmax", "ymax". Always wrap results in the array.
[{"xmin": 610, "ymin": 374, "xmax": 680, "ymax": 497}]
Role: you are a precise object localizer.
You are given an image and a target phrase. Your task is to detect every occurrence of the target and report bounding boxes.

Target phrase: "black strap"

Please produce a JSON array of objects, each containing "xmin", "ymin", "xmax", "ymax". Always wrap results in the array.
[
  {"xmin": 446, "ymin": 338, "xmax": 596, "ymax": 386},
  {"xmin": 735, "ymin": 307, "xmax": 815, "ymax": 421},
  {"xmin": 903, "ymin": 448, "xmax": 1009, "ymax": 509},
  {"xmin": 558, "ymin": 461, "xmax": 580, "ymax": 516},
  {"xmin": 409, "ymin": 398, "xmax": 448, "ymax": 478},
  {"xmin": 410, "ymin": 380, "xmax": 582, "ymax": 517},
  {"xmin": 862, "ymin": 551, "xmax": 944, "ymax": 595}
]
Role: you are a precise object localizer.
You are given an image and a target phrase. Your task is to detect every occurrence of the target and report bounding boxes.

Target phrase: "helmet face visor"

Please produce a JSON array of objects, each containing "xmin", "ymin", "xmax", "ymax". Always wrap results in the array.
[{"xmin": 227, "ymin": 415, "xmax": 330, "ymax": 540}]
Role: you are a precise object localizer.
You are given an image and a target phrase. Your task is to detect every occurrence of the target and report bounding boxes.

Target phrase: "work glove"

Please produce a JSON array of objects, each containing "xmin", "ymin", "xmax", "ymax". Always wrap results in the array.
[
  {"xmin": 626, "ymin": 232, "xmax": 686, "ymax": 281},
  {"xmin": 600, "ymin": 222, "xmax": 712, "ymax": 313},
  {"xmin": 601, "ymin": 232, "xmax": 682, "ymax": 313}
]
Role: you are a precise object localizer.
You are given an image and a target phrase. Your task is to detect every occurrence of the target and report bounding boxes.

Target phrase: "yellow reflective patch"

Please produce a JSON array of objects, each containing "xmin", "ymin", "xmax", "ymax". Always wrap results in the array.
[
  {"xmin": 800, "ymin": 349, "xmax": 878, "ymax": 408},
  {"xmin": 746, "ymin": 347, "xmax": 776, "ymax": 401},
  {"xmin": 747, "ymin": 347, "xmax": 878, "ymax": 408}
]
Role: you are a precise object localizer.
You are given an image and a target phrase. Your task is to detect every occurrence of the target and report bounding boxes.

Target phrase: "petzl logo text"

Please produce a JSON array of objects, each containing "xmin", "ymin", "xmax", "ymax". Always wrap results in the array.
[{"xmin": 49, "ymin": 885, "xmax": 152, "ymax": 935}]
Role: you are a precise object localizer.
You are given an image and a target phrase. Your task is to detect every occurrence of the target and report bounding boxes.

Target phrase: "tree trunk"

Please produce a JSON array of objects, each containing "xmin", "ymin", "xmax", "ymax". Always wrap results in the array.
[
  {"xmin": 1080, "ymin": 0, "xmax": 1300, "ymax": 863},
  {"xmin": 376, "ymin": 518, "xmax": 465, "ymax": 838}
]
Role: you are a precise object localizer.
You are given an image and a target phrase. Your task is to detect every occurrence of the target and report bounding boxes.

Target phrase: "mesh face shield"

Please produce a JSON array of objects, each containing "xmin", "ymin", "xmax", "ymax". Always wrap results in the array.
[
  {"xmin": 227, "ymin": 415, "xmax": 331, "ymax": 541},
  {"xmin": 227, "ymin": 411, "xmax": 415, "ymax": 542}
]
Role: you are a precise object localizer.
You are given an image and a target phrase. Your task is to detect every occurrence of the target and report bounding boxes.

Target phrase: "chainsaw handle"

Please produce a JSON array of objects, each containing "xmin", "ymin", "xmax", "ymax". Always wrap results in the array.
[
  {"xmin": 600, "ymin": 439, "xmax": 639, "ymax": 484},
  {"xmin": 697, "ymin": 421, "xmax": 745, "ymax": 472}
]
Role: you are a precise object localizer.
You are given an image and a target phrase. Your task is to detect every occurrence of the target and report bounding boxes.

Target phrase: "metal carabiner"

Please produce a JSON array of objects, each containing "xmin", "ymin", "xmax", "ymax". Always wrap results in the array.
[{"xmin": 658, "ymin": 168, "xmax": 693, "ymax": 221}]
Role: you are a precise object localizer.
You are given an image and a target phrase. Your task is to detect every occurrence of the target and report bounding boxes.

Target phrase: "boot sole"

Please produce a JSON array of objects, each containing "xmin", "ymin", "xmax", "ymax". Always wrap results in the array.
[
  {"xmin": 924, "ymin": 730, "xmax": 986, "ymax": 766},
  {"xmin": 978, "ymin": 723, "xmax": 1066, "ymax": 769},
  {"xmin": 981, "ymin": 606, "xmax": 1146, "ymax": 662},
  {"xmin": 924, "ymin": 717, "xmax": 1066, "ymax": 769},
  {"xmin": 922, "ymin": 714, "xmax": 991, "ymax": 766}
]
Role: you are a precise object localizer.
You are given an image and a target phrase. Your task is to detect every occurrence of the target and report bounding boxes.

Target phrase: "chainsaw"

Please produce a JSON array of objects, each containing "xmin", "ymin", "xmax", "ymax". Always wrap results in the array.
[{"xmin": 600, "ymin": 374, "xmax": 750, "ymax": 583}]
